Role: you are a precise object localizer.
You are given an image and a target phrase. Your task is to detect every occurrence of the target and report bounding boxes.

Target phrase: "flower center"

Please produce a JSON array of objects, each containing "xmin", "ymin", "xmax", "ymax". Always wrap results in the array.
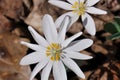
[
  {"xmin": 46, "ymin": 43, "xmax": 62, "ymax": 61},
  {"xmin": 71, "ymin": 1, "xmax": 86, "ymax": 15}
]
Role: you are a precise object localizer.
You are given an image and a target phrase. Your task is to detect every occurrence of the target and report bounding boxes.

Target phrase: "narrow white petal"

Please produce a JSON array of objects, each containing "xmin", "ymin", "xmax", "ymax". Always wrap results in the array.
[
  {"xmin": 65, "ymin": 51, "xmax": 93, "ymax": 60},
  {"xmin": 20, "ymin": 52, "xmax": 46, "ymax": 65},
  {"xmin": 42, "ymin": 14, "xmax": 58, "ymax": 43},
  {"xmin": 62, "ymin": 57, "xmax": 85, "ymax": 79},
  {"xmin": 86, "ymin": 0, "xmax": 100, "ymax": 6},
  {"xmin": 21, "ymin": 41, "xmax": 45, "ymax": 52},
  {"xmin": 55, "ymin": 12, "xmax": 79, "ymax": 29},
  {"xmin": 53, "ymin": 61, "xmax": 67, "ymax": 80},
  {"xmin": 62, "ymin": 32, "xmax": 82, "ymax": 47},
  {"xmin": 28, "ymin": 26, "xmax": 48, "ymax": 47},
  {"xmin": 41, "ymin": 61, "xmax": 53, "ymax": 80},
  {"xmin": 58, "ymin": 16, "xmax": 71, "ymax": 43},
  {"xmin": 67, "ymin": 40, "xmax": 80, "ymax": 47},
  {"xmin": 79, "ymin": 0, "xmax": 85, "ymax": 2},
  {"xmin": 87, "ymin": 7, "xmax": 107, "ymax": 14},
  {"xmin": 81, "ymin": 13, "xmax": 96, "ymax": 35},
  {"xmin": 48, "ymin": 0, "xmax": 73, "ymax": 10},
  {"xmin": 64, "ymin": 39, "xmax": 93, "ymax": 52},
  {"xmin": 30, "ymin": 59, "xmax": 49, "ymax": 80},
  {"xmin": 67, "ymin": 13, "xmax": 80, "ymax": 30},
  {"xmin": 67, "ymin": 0, "xmax": 77, "ymax": 4}
]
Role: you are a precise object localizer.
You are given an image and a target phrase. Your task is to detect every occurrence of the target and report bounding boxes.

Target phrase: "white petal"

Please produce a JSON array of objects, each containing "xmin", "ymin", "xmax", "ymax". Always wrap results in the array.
[
  {"xmin": 67, "ymin": 40, "xmax": 80, "ymax": 47},
  {"xmin": 58, "ymin": 16, "xmax": 71, "ymax": 43},
  {"xmin": 48, "ymin": 0, "xmax": 73, "ymax": 10},
  {"xmin": 53, "ymin": 61, "xmax": 67, "ymax": 80},
  {"xmin": 55, "ymin": 12, "xmax": 79, "ymax": 29},
  {"xmin": 62, "ymin": 57, "xmax": 85, "ymax": 79},
  {"xmin": 21, "ymin": 41, "xmax": 45, "ymax": 52},
  {"xmin": 67, "ymin": 13, "xmax": 80, "ymax": 30},
  {"xmin": 42, "ymin": 14, "xmax": 58, "ymax": 43},
  {"xmin": 28, "ymin": 26, "xmax": 48, "ymax": 47},
  {"xmin": 41, "ymin": 61, "xmax": 53, "ymax": 80},
  {"xmin": 65, "ymin": 51, "xmax": 93, "ymax": 60},
  {"xmin": 62, "ymin": 32, "xmax": 82, "ymax": 47},
  {"xmin": 86, "ymin": 0, "xmax": 100, "ymax": 6},
  {"xmin": 81, "ymin": 13, "xmax": 96, "ymax": 35},
  {"xmin": 67, "ymin": 0, "xmax": 77, "ymax": 4},
  {"xmin": 87, "ymin": 7, "xmax": 107, "ymax": 14},
  {"xmin": 79, "ymin": 0, "xmax": 85, "ymax": 2},
  {"xmin": 30, "ymin": 59, "xmax": 49, "ymax": 80},
  {"xmin": 20, "ymin": 52, "xmax": 46, "ymax": 65},
  {"xmin": 64, "ymin": 39, "xmax": 93, "ymax": 52}
]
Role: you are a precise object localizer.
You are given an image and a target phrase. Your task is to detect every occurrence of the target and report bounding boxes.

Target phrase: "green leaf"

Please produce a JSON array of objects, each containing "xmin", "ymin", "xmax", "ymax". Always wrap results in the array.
[
  {"xmin": 104, "ymin": 17, "xmax": 120, "ymax": 40},
  {"xmin": 114, "ymin": 17, "xmax": 120, "ymax": 26},
  {"xmin": 108, "ymin": 32, "xmax": 120, "ymax": 40},
  {"xmin": 104, "ymin": 22, "xmax": 119, "ymax": 34},
  {"xmin": 104, "ymin": 17, "xmax": 120, "ymax": 34}
]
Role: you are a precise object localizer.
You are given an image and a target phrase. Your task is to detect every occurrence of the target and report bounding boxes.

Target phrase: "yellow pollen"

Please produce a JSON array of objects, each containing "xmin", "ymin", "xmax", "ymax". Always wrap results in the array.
[
  {"xmin": 71, "ymin": 1, "xmax": 86, "ymax": 15},
  {"xmin": 46, "ymin": 43, "xmax": 61, "ymax": 61}
]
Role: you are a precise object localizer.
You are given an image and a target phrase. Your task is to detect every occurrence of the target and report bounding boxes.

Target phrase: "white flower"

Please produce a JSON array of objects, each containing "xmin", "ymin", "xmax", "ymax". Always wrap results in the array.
[
  {"xmin": 20, "ymin": 14, "xmax": 93, "ymax": 80},
  {"xmin": 48, "ymin": 0, "xmax": 107, "ymax": 35}
]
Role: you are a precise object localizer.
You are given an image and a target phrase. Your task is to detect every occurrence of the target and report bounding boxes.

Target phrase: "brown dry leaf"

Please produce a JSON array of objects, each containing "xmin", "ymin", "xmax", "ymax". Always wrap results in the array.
[
  {"xmin": 81, "ymin": 51, "xmax": 93, "ymax": 56},
  {"xmin": 106, "ymin": 0, "xmax": 120, "ymax": 12},
  {"xmin": 0, "ymin": 32, "xmax": 33, "ymax": 80},
  {"xmin": 0, "ymin": 14, "xmax": 11, "ymax": 33},
  {"xmin": 68, "ymin": 22, "xmax": 83, "ymax": 34},
  {"xmin": 91, "ymin": 44, "xmax": 108, "ymax": 55},
  {"xmin": 0, "ymin": 0, "xmax": 23, "ymax": 20},
  {"xmin": 24, "ymin": 0, "xmax": 61, "ymax": 33},
  {"xmin": 0, "ymin": 0, "xmax": 25, "ymax": 33},
  {"xmin": 88, "ymin": 60, "xmax": 120, "ymax": 80}
]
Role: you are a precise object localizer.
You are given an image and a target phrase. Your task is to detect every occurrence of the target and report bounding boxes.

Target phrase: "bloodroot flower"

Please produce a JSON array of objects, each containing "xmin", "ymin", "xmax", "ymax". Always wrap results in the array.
[
  {"xmin": 49, "ymin": 0, "xmax": 107, "ymax": 35},
  {"xmin": 20, "ymin": 14, "xmax": 93, "ymax": 80}
]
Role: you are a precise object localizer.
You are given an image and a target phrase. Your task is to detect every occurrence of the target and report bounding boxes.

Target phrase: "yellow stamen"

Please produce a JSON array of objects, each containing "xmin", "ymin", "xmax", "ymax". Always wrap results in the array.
[
  {"xmin": 46, "ymin": 43, "xmax": 61, "ymax": 61},
  {"xmin": 51, "ymin": 56, "xmax": 55, "ymax": 61},
  {"xmin": 55, "ymin": 54, "xmax": 60, "ymax": 61},
  {"xmin": 71, "ymin": 1, "xmax": 86, "ymax": 15},
  {"xmin": 72, "ymin": 2, "xmax": 78, "ymax": 8},
  {"xmin": 47, "ymin": 46, "xmax": 51, "ymax": 50},
  {"xmin": 46, "ymin": 52, "xmax": 50, "ymax": 56}
]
